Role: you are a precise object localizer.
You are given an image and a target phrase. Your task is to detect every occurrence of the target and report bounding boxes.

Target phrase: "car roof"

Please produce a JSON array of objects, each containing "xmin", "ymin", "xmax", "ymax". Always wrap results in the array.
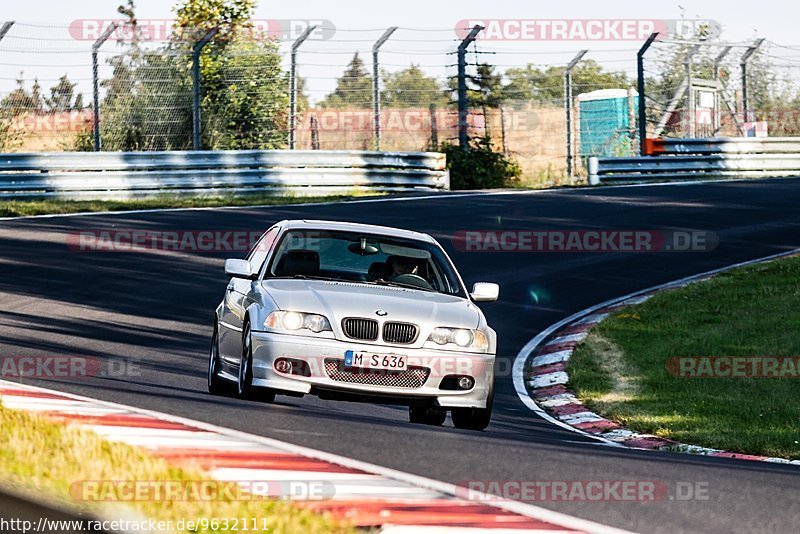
[{"xmin": 277, "ymin": 219, "xmax": 435, "ymax": 243}]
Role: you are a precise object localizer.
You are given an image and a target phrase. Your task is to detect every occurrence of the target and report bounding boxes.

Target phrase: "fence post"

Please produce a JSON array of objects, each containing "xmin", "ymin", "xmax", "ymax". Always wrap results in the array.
[
  {"xmin": 713, "ymin": 46, "xmax": 732, "ymax": 134},
  {"xmin": 310, "ymin": 115, "xmax": 319, "ymax": 150},
  {"xmin": 740, "ymin": 38, "xmax": 764, "ymax": 124},
  {"xmin": 91, "ymin": 23, "xmax": 116, "ymax": 152},
  {"xmin": 289, "ymin": 25, "xmax": 316, "ymax": 150},
  {"xmin": 192, "ymin": 27, "xmax": 218, "ymax": 151},
  {"xmin": 564, "ymin": 49, "xmax": 587, "ymax": 177},
  {"xmin": 684, "ymin": 44, "xmax": 700, "ymax": 137},
  {"xmin": 0, "ymin": 21, "xmax": 13, "ymax": 41},
  {"xmin": 428, "ymin": 103, "xmax": 439, "ymax": 150},
  {"xmin": 372, "ymin": 27, "xmax": 397, "ymax": 151},
  {"xmin": 627, "ymin": 86, "xmax": 636, "ymax": 143},
  {"xmin": 457, "ymin": 25, "xmax": 483, "ymax": 151},
  {"xmin": 637, "ymin": 32, "xmax": 659, "ymax": 155},
  {"xmin": 499, "ymin": 105, "xmax": 508, "ymax": 155}
]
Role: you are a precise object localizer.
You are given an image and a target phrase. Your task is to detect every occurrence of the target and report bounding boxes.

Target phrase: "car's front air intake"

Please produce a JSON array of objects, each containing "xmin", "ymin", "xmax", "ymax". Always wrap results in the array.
[
  {"xmin": 382, "ymin": 322, "xmax": 418, "ymax": 344},
  {"xmin": 324, "ymin": 359, "xmax": 430, "ymax": 388},
  {"xmin": 342, "ymin": 318, "xmax": 379, "ymax": 341}
]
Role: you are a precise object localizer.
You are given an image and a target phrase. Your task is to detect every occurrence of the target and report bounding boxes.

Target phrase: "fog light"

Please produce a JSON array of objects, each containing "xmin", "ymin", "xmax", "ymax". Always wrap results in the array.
[
  {"xmin": 457, "ymin": 376, "xmax": 475, "ymax": 390},
  {"xmin": 274, "ymin": 359, "xmax": 292, "ymax": 373}
]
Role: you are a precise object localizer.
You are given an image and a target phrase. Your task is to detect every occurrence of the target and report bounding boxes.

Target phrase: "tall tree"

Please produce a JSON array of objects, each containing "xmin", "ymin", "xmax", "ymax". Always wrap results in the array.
[
  {"xmin": 380, "ymin": 65, "xmax": 447, "ymax": 108},
  {"xmin": 319, "ymin": 53, "xmax": 373, "ymax": 108},
  {"xmin": 447, "ymin": 63, "xmax": 506, "ymax": 108},
  {"xmin": 173, "ymin": 0, "xmax": 289, "ymax": 149},
  {"xmin": 0, "ymin": 73, "xmax": 43, "ymax": 114},
  {"xmin": 173, "ymin": 0, "xmax": 256, "ymax": 43},
  {"xmin": 504, "ymin": 60, "xmax": 629, "ymax": 106},
  {"xmin": 47, "ymin": 75, "xmax": 84, "ymax": 111}
]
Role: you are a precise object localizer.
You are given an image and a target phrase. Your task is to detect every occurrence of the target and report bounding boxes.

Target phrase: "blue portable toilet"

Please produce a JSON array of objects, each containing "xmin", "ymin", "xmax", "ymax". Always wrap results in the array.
[{"xmin": 577, "ymin": 89, "xmax": 638, "ymax": 159}]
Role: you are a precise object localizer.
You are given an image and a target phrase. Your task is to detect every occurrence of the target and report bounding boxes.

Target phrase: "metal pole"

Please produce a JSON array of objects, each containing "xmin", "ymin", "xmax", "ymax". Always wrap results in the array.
[
  {"xmin": 457, "ymin": 25, "xmax": 483, "ymax": 151},
  {"xmin": 91, "ymin": 23, "xmax": 116, "ymax": 152},
  {"xmin": 741, "ymin": 38, "xmax": 764, "ymax": 124},
  {"xmin": 192, "ymin": 27, "xmax": 218, "ymax": 151},
  {"xmin": 627, "ymin": 86, "xmax": 636, "ymax": 142},
  {"xmin": 684, "ymin": 45, "xmax": 699, "ymax": 137},
  {"xmin": 637, "ymin": 32, "xmax": 659, "ymax": 155},
  {"xmin": 289, "ymin": 25, "xmax": 316, "ymax": 150},
  {"xmin": 713, "ymin": 45, "xmax": 732, "ymax": 133},
  {"xmin": 310, "ymin": 115, "xmax": 319, "ymax": 150},
  {"xmin": 499, "ymin": 105, "xmax": 507, "ymax": 155},
  {"xmin": 0, "ymin": 21, "xmax": 14, "ymax": 41},
  {"xmin": 564, "ymin": 49, "xmax": 587, "ymax": 177},
  {"xmin": 429, "ymin": 103, "xmax": 438, "ymax": 150},
  {"xmin": 372, "ymin": 27, "xmax": 397, "ymax": 151}
]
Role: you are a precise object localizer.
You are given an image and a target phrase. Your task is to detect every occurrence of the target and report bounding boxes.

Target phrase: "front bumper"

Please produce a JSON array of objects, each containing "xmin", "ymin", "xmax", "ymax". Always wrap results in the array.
[{"xmin": 249, "ymin": 330, "xmax": 494, "ymax": 408}]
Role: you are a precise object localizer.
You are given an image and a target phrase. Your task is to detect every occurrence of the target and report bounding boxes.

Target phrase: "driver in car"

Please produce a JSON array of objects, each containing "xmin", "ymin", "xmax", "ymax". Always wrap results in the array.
[{"xmin": 387, "ymin": 255, "xmax": 419, "ymax": 277}]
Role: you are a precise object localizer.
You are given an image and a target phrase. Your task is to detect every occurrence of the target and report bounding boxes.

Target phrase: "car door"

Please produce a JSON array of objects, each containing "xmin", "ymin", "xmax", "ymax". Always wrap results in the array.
[{"xmin": 218, "ymin": 227, "xmax": 280, "ymax": 365}]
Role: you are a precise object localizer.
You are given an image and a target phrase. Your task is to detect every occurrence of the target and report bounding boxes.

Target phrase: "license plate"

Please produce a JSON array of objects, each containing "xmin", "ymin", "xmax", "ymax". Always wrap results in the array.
[{"xmin": 344, "ymin": 350, "xmax": 407, "ymax": 371}]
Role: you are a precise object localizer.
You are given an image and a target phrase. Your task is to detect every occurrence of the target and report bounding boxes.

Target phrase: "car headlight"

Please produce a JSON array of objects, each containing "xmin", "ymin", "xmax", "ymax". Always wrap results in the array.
[
  {"xmin": 265, "ymin": 311, "xmax": 332, "ymax": 333},
  {"xmin": 428, "ymin": 327, "xmax": 489, "ymax": 351}
]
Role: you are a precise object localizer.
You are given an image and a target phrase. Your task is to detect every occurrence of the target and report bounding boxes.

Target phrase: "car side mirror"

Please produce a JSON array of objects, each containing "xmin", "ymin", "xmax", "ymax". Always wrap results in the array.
[
  {"xmin": 470, "ymin": 282, "xmax": 499, "ymax": 302},
  {"xmin": 225, "ymin": 259, "xmax": 256, "ymax": 280}
]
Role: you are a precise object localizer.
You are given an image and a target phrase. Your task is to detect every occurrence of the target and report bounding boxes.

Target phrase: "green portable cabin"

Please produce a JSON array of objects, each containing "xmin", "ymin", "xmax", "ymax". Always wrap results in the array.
[{"xmin": 577, "ymin": 89, "xmax": 638, "ymax": 160}]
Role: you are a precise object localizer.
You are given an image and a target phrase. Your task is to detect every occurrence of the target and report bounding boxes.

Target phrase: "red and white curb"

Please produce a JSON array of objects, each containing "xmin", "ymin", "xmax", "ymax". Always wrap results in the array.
[
  {"xmin": 513, "ymin": 249, "xmax": 800, "ymax": 465},
  {"xmin": 0, "ymin": 379, "xmax": 631, "ymax": 534}
]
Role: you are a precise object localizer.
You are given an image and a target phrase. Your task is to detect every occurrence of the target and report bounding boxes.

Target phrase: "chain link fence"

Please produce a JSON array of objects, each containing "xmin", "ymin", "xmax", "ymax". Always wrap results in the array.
[
  {"xmin": 1, "ymin": 19, "xmax": 798, "ymax": 185},
  {"xmin": 641, "ymin": 38, "xmax": 800, "ymax": 141}
]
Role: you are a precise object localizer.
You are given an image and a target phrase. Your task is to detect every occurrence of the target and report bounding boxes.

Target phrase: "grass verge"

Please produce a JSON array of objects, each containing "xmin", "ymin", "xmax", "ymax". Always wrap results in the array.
[
  {"xmin": 0, "ymin": 192, "xmax": 386, "ymax": 218},
  {"xmin": 0, "ymin": 402, "xmax": 355, "ymax": 533},
  {"xmin": 568, "ymin": 254, "xmax": 800, "ymax": 459}
]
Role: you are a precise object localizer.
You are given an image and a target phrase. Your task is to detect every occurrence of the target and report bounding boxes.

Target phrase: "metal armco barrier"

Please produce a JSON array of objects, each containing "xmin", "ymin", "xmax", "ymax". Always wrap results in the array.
[
  {"xmin": 589, "ymin": 137, "xmax": 800, "ymax": 184},
  {"xmin": 0, "ymin": 150, "xmax": 449, "ymax": 200}
]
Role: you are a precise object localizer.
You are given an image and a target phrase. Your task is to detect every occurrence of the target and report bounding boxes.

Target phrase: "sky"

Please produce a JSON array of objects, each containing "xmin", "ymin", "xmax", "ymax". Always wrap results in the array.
[{"xmin": 1, "ymin": 0, "xmax": 797, "ymax": 103}]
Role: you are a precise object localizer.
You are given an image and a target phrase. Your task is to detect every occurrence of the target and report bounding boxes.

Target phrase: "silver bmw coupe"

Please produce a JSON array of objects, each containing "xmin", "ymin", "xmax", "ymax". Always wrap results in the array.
[{"xmin": 209, "ymin": 219, "xmax": 499, "ymax": 430}]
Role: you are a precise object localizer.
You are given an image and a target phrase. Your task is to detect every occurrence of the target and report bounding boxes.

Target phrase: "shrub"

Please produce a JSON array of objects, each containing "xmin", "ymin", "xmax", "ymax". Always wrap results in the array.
[{"xmin": 442, "ymin": 136, "xmax": 522, "ymax": 189}]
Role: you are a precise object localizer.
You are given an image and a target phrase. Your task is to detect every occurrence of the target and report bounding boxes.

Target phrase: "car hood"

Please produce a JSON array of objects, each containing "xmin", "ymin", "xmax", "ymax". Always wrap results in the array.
[{"xmin": 261, "ymin": 279, "xmax": 480, "ymax": 329}]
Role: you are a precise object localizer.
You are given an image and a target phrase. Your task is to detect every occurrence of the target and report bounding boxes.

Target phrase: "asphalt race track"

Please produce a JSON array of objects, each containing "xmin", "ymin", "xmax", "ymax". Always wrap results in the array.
[{"xmin": 1, "ymin": 178, "xmax": 799, "ymax": 533}]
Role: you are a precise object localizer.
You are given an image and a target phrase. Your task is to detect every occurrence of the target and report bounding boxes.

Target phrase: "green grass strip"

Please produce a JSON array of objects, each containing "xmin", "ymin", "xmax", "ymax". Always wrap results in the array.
[
  {"xmin": 0, "ymin": 192, "xmax": 386, "ymax": 218},
  {"xmin": 569, "ymin": 254, "xmax": 800, "ymax": 459},
  {"xmin": 0, "ymin": 403, "xmax": 356, "ymax": 533}
]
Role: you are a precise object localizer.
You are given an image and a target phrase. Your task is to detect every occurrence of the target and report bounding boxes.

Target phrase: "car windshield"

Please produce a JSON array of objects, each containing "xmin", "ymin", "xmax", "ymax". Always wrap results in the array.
[{"xmin": 265, "ymin": 229, "xmax": 466, "ymax": 297}]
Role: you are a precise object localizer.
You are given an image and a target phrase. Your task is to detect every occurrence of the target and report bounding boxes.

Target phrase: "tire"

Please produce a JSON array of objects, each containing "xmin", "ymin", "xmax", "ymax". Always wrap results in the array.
[
  {"xmin": 238, "ymin": 320, "xmax": 276, "ymax": 403},
  {"xmin": 408, "ymin": 403, "xmax": 447, "ymax": 426},
  {"xmin": 207, "ymin": 322, "xmax": 230, "ymax": 395},
  {"xmin": 451, "ymin": 385, "xmax": 494, "ymax": 431}
]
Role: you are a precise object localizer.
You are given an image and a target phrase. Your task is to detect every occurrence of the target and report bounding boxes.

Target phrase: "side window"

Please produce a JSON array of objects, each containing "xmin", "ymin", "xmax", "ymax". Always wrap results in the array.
[{"xmin": 247, "ymin": 228, "xmax": 279, "ymax": 274}]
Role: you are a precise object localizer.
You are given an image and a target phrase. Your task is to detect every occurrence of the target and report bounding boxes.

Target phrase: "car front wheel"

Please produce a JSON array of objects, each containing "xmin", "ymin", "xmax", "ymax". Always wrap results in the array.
[
  {"xmin": 238, "ymin": 321, "xmax": 276, "ymax": 403},
  {"xmin": 451, "ymin": 385, "xmax": 493, "ymax": 431},
  {"xmin": 408, "ymin": 402, "xmax": 447, "ymax": 426},
  {"xmin": 208, "ymin": 322, "xmax": 231, "ymax": 395}
]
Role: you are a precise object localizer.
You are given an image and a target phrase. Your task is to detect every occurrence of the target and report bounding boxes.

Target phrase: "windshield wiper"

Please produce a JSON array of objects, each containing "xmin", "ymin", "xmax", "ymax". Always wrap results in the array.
[
  {"xmin": 368, "ymin": 278, "xmax": 435, "ymax": 292},
  {"xmin": 270, "ymin": 274, "xmax": 344, "ymax": 282}
]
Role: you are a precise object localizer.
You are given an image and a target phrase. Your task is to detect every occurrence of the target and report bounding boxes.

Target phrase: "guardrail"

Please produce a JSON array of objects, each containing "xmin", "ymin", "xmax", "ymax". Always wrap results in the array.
[
  {"xmin": 589, "ymin": 137, "xmax": 800, "ymax": 184},
  {"xmin": 0, "ymin": 150, "xmax": 449, "ymax": 199}
]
